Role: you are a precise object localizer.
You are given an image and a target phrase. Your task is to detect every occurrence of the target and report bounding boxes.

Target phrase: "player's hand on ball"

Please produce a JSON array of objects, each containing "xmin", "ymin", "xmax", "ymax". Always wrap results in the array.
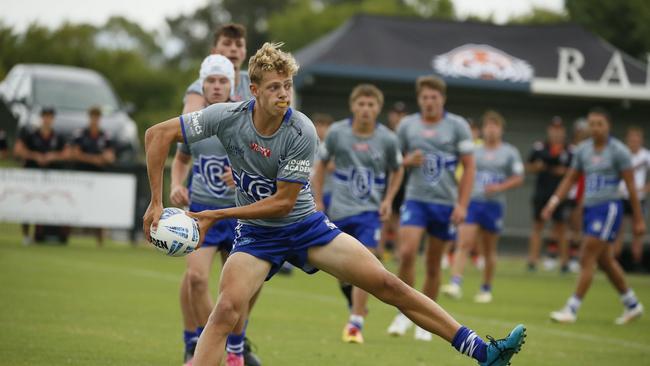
[
  {"xmin": 170, "ymin": 185, "xmax": 190, "ymax": 206},
  {"xmin": 143, "ymin": 202, "xmax": 163, "ymax": 242},
  {"xmin": 450, "ymin": 204, "xmax": 467, "ymax": 226},
  {"xmin": 186, "ymin": 210, "xmax": 218, "ymax": 248}
]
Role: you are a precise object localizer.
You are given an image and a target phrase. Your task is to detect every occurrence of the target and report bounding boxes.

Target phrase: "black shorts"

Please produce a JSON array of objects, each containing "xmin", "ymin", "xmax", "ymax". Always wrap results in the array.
[
  {"xmin": 622, "ymin": 199, "xmax": 646, "ymax": 216},
  {"xmin": 532, "ymin": 195, "xmax": 571, "ymax": 223}
]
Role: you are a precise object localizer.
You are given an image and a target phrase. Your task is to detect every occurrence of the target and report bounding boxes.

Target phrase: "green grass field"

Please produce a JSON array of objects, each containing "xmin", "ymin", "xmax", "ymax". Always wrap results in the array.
[{"xmin": 1, "ymin": 223, "xmax": 649, "ymax": 366}]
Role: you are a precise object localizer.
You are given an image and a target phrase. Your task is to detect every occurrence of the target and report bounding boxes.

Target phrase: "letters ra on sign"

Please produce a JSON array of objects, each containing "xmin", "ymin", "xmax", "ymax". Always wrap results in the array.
[{"xmin": 433, "ymin": 44, "xmax": 534, "ymax": 83}]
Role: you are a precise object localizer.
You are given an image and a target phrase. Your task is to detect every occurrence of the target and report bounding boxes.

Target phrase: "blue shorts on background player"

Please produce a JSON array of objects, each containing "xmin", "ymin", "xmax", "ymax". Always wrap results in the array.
[
  {"xmin": 442, "ymin": 111, "xmax": 524, "ymax": 305},
  {"xmin": 546, "ymin": 107, "xmax": 644, "ymax": 325}
]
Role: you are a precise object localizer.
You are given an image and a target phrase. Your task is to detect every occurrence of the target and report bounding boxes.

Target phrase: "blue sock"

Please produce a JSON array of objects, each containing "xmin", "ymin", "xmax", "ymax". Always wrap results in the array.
[
  {"xmin": 451, "ymin": 275, "xmax": 463, "ymax": 285},
  {"xmin": 452, "ymin": 326, "xmax": 487, "ymax": 362},
  {"xmin": 195, "ymin": 326, "xmax": 205, "ymax": 337},
  {"xmin": 183, "ymin": 330, "xmax": 198, "ymax": 352},
  {"xmin": 481, "ymin": 284, "xmax": 492, "ymax": 292},
  {"xmin": 226, "ymin": 332, "xmax": 245, "ymax": 356}
]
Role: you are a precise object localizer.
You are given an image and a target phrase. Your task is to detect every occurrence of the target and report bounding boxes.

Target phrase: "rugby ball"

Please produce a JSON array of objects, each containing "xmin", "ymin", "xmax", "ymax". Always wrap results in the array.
[{"xmin": 150, "ymin": 208, "xmax": 200, "ymax": 257}]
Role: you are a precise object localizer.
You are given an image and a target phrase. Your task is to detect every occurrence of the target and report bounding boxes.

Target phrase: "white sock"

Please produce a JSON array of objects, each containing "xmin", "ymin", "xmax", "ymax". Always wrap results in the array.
[
  {"xmin": 620, "ymin": 289, "xmax": 639, "ymax": 309},
  {"xmin": 566, "ymin": 295, "xmax": 582, "ymax": 314},
  {"xmin": 349, "ymin": 314, "xmax": 364, "ymax": 329}
]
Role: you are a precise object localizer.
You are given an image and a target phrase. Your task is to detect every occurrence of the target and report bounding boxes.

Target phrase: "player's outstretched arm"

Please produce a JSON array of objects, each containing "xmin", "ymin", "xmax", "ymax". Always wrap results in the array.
[
  {"xmin": 188, "ymin": 181, "xmax": 302, "ymax": 242},
  {"xmin": 143, "ymin": 118, "xmax": 184, "ymax": 240}
]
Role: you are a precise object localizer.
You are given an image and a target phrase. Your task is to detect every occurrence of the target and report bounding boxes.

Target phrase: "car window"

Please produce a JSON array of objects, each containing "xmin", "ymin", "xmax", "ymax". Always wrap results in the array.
[
  {"xmin": 1, "ymin": 68, "xmax": 25, "ymax": 100},
  {"xmin": 33, "ymin": 76, "xmax": 120, "ymax": 112},
  {"xmin": 14, "ymin": 75, "xmax": 32, "ymax": 103}
]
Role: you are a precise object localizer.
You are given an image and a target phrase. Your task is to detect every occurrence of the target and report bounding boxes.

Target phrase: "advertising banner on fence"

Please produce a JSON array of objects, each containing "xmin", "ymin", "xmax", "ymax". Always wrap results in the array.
[{"xmin": 0, "ymin": 168, "xmax": 136, "ymax": 228}]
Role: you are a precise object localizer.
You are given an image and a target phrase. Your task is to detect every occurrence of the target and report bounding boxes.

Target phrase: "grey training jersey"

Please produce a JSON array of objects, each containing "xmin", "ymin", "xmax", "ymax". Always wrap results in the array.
[
  {"xmin": 572, "ymin": 137, "xmax": 632, "ymax": 206},
  {"xmin": 181, "ymin": 100, "xmax": 318, "ymax": 227},
  {"xmin": 320, "ymin": 119, "xmax": 402, "ymax": 221},
  {"xmin": 178, "ymin": 137, "xmax": 236, "ymax": 208},
  {"xmin": 184, "ymin": 71, "xmax": 253, "ymax": 103},
  {"xmin": 397, "ymin": 112, "xmax": 474, "ymax": 205},
  {"xmin": 471, "ymin": 143, "xmax": 524, "ymax": 204}
]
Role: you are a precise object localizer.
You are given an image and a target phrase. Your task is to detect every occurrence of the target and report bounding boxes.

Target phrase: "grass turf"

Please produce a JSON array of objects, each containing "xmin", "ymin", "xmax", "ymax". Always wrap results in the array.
[{"xmin": 1, "ymin": 223, "xmax": 649, "ymax": 365}]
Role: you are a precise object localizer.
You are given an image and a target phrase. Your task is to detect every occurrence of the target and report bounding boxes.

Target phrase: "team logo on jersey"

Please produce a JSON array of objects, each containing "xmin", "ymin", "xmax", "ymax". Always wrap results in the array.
[
  {"xmin": 433, "ymin": 44, "xmax": 534, "ymax": 82},
  {"xmin": 423, "ymin": 129, "xmax": 436, "ymax": 138},
  {"xmin": 250, "ymin": 142, "xmax": 272, "ymax": 158},
  {"xmin": 233, "ymin": 169, "xmax": 277, "ymax": 201},
  {"xmin": 349, "ymin": 168, "xmax": 373, "ymax": 201},
  {"xmin": 190, "ymin": 111, "xmax": 203, "ymax": 135},
  {"xmin": 422, "ymin": 153, "xmax": 443, "ymax": 183},
  {"xmin": 198, "ymin": 155, "xmax": 231, "ymax": 198}
]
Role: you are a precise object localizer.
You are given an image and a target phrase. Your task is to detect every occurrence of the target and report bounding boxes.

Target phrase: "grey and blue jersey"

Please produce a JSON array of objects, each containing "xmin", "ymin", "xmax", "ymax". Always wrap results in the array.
[
  {"xmin": 184, "ymin": 71, "xmax": 252, "ymax": 103},
  {"xmin": 571, "ymin": 137, "xmax": 632, "ymax": 207},
  {"xmin": 178, "ymin": 137, "xmax": 236, "ymax": 208},
  {"xmin": 180, "ymin": 100, "xmax": 318, "ymax": 227},
  {"xmin": 319, "ymin": 119, "xmax": 402, "ymax": 221},
  {"xmin": 397, "ymin": 112, "xmax": 474, "ymax": 206},
  {"xmin": 471, "ymin": 143, "xmax": 524, "ymax": 205}
]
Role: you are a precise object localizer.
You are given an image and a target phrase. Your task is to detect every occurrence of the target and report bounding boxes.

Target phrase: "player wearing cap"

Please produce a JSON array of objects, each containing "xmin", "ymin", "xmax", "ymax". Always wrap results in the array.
[
  {"xmin": 143, "ymin": 43, "xmax": 526, "ymax": 366},
  {"xmin": 184, "ymin": 23, "xmax": 252, "ymax": 113},
  {"xmin": 544, "ymin": 107, "xmax": 645, "ymax": 324},
  {"xmin": 526, "ymin": 117, "xmax": 572, "ymax": 272}
]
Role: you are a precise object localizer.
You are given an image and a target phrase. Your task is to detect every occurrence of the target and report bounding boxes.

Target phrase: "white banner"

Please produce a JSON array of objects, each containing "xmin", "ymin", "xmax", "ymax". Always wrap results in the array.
[{"xmin": 0, "ymin": 168, "xmax": 136, "ymax": 228}]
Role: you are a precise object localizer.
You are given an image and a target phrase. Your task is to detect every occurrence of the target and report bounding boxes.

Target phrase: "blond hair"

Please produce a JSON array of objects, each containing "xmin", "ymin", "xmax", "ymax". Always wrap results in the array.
[
  {"xmin": 248, "ymin": 42, "xmax": 299, "ymax": 84},
  {"xmin": 349, "ymin": 84, "xmax": 384, "ymax": 106}
]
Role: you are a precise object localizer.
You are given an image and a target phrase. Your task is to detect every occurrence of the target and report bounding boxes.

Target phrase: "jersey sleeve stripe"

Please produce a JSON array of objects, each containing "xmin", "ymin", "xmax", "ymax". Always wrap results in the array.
[{"xmin": 179, "ymin": 115, "xmax": 189, "ymax": 146}]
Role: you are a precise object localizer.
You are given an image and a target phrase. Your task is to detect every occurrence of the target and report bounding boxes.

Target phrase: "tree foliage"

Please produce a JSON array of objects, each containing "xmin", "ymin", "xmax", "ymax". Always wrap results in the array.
[{"xmin": 566, "ymin": 0, "xmax": 650, "ymax": 59}]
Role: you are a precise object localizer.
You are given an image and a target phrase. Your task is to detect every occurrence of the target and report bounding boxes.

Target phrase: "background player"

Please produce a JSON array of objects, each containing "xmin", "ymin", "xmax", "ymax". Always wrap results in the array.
[
  {"xmin": 387, "ymin": 75, "xmax": 476, "ymax": 342},
  {"xmin": 142, "ymin": 42, "xmax": 526, "ymax": 366},
  {"xmin": 543, "ymin": 107, "xmax": 645, "ymax": 324},
  {"xmin": 613, "ymin": 126, "xmax": 650, "ymax": 270},
  {"xmin": 526, "ymin": 117, "xmax": 572, "ymax": 272},
  {"xmin": 184, "ymin": 23, "xmax": 251, "ymax": 113},
  {"xmin": 170, "ymin": 55, "xmax": 260, "ymax": 366},
  {"xmin": 312, "ymin": 84, "xmax": 404, "ymax": 344},
  {"xmin": 441, "ymin": 110, "xmax": 524, "ymax": 303}
]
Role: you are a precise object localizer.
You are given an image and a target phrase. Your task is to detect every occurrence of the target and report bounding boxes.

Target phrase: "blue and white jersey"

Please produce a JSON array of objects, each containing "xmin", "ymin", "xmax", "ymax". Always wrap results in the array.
[
  {"xmin": 178, "ymin": 137, "xmax": 235, "ymax": 208},
  {"xmin": 319, "ymin": 119, "xmax": 402, "ymax": 221},
  {"xmin": 180, "ymin": 100, "xmax": 318, "ymax": 227},
  {"xmin": 471, "ymin": 143, "xmax": 524, "ymax": 205},
  {"xmin": 571, "ymin": 137, "xmax": 632, "ymax": 206},
  {"xmin": 397, "ymin": 112, "xmax": 474, "ymax": 206},
  {"xmin": 184, "ymin": 71, "xmax": 252, "ymax": 103}
]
